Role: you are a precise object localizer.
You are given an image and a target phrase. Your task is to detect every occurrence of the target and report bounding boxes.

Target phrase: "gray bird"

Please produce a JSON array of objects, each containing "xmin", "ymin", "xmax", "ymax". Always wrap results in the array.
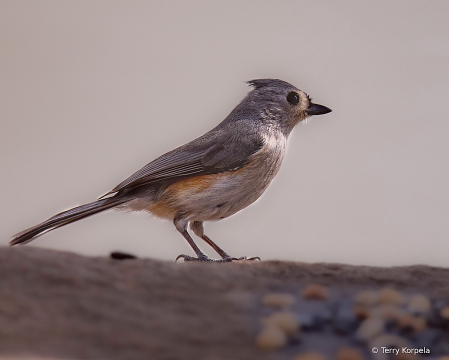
[{"xmin": 11, "ymin": 79, "xmax": 331, "ymax": 262}]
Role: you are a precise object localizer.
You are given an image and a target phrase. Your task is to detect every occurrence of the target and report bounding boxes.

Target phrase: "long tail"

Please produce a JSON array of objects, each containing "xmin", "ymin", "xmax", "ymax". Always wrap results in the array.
[{"xmin": 10, "ymin": 197, "xmax": 129, "ymax": 246}]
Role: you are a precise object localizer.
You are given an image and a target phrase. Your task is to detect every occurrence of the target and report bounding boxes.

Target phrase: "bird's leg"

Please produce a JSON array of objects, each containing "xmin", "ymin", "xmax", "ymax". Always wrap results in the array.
[
  {"xmin": 190, "ymin": 221, "xmax": 261, "ymax": 261},
  {"xmin": 174, "ymin": 217, "xmax": 227, "ymax": 262},
  {"xmin": 190, "ymin": 221, "xmax": 232, "ymax": 261}
]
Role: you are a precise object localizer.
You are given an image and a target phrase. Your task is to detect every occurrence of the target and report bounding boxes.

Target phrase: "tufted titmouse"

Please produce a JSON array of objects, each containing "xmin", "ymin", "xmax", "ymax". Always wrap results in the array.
[{"xmin": 11, "ymin": 79, "xmax": 331, "ymax": 262}]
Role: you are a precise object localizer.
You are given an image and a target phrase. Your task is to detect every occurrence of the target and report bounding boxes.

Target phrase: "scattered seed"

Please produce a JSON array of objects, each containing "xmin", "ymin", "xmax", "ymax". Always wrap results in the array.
[
  {"xmin": 255, "ymin": 325, "xmax": 287, "ymax": 350},
  {"xmin": 298, "ymin": 313, "xmax": 325, "ymax": 331},
  {"xmin": 110, "ymin": 251, "xmax": 137, "ymax": 260},
  {"xmin": 261, "ymin": 311, "xmax": 300, "ymax": 335},
  {"xmin": 370, "ymin": 304, "xmax": 403, "ymax": 321},
  {"xmin": 439, "ymin": 306, "xmax": 449, "ymax": 319},
  {"xmin": 397, "ymin": 353, "xmax": 417, "ymax": 360},
  {"xmin": 370, "ymin": 333, "xmax": 410, "ymax": 349},
  {"xmin": 397, "ymin": 314, "xmax": 426, "ymax": 332},
  {"xmin": 354, "ymin": 290, "xmax": 378, "ymax": 306},
  {"xmin": 356, "ymin": 317, "xmax": 384, "ymax": 341},
  {"xmin": 261, "ymin": 293, "xmax": 296, "ymax": 308},
  {"xmin": 408, "ymin": 294, "xmax": 431, "ymax": 314},
  {"xmin": 335, "ymin": 347, "xmax": 364, "ymax": 360},
  {"xmin": 353, "ymin": 305, "xmax": 370, "ymax": 320},
  {"xmin": 257, "ymin": 287, "xmax": 445, "ymax": 354},
  {"xmin": 293, "ymin": 351, "xmax": 328, "ymax": 360},
  {"xmin": 333, "ymin": 303, "xmax": 359, "ymax": 335},
  {"xmin": 303, "ymin": 284, "xmax": 329, "ymax": 300},
  {"xmin": 378, "ymin": 288, "xmax": 405, "ymax": 305}
]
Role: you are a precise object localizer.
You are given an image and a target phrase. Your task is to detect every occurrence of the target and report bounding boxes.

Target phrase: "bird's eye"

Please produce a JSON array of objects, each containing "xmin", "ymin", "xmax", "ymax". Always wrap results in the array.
[{"xmin": 287, "ymin": 92, "xmax": 300, "ymax": 105}]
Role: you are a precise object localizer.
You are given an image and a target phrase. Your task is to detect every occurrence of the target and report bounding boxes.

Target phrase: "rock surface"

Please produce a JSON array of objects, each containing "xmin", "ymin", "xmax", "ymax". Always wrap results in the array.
[{"xmin": 1, "ymin": 247, "xmax": 449, "ymax": 360}]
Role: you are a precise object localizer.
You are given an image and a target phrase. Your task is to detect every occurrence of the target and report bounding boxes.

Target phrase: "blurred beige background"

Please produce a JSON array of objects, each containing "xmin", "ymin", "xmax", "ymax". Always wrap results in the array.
[{"xmin": 1, "ymin": 1, "xmax": 448, "ymax": 266}]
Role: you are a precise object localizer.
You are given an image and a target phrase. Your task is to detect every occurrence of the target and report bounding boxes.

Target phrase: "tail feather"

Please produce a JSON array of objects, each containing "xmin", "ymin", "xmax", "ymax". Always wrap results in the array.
[{"xmin": 10, "ymin": 198, "xmax": 129, "ymax": 246}]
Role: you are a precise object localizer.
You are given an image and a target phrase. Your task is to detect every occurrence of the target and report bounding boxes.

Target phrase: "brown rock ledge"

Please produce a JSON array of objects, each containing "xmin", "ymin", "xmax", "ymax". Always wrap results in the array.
[{"xmin": 0, "ymin": 247, "xmax": 448, "ymax": 360}]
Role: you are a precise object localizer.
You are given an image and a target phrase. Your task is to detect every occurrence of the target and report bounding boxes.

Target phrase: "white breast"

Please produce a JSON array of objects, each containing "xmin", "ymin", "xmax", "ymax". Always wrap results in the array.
[{"xmin": 180, "ymin": 128, "xmax": 287, "ymax": 221}]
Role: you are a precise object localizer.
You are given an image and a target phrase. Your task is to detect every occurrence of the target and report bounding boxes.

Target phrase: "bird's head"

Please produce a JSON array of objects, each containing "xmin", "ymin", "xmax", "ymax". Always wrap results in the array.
[{"xmin": 245, "ymin": 79, "xmax": 332, "ymax": 134}]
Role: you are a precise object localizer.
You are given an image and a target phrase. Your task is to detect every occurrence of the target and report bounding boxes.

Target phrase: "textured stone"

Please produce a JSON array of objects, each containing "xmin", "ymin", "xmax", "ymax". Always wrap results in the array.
[{"xmin": 2, "ymin": 247, "xmax": 449, "ymax": 360}]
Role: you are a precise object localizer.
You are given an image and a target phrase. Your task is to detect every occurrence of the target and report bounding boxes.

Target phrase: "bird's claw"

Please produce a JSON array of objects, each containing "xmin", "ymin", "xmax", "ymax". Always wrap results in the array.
[
  {"xmin": 230, "ymin": 256, "xmax": 261, "ymax": 261},
  {"xmin": 175, "ymin": 254, "xmax": 233, "ymax": 262},
  {"xmin": 176, "ymin": 254, "xmax": 204, "ymax": 262}
]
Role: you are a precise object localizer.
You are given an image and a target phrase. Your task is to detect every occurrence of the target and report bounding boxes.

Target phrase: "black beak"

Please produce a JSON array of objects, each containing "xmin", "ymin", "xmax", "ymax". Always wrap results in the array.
[{"xmin": 307, "ymin": 103, "xmax": 332, "ymax": 116}]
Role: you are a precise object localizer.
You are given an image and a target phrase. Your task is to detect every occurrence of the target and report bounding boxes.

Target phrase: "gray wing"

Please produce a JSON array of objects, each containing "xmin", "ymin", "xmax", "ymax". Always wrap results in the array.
[{"xmin": 100, "ymin": 131, "xmax": 264, "ymax": 198}]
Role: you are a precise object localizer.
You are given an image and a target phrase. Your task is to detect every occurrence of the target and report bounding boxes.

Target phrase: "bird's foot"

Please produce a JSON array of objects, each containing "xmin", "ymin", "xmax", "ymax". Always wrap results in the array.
[
  {"xmin": 175, "ymin": 254, "xmax": 231, "ymax": 262},
  {"xmin": 230, "ymin": 256, "xmax": 261, "ymax": 261},
  {"xmin": 175, "ymin": 254, "xmax": 261, "ymax": 262}
]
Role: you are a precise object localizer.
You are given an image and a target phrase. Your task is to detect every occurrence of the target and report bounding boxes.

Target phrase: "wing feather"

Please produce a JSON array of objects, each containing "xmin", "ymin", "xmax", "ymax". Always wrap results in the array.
[{"xmin": 100, "ymin": 129, "xmax": 264, "ymax": 198}]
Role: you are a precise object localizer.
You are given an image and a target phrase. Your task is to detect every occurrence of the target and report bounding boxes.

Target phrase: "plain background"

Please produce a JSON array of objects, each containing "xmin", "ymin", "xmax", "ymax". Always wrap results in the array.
[{"xmin": 1, "ymin": 1, "xmax": 448, "ymax": 266}]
